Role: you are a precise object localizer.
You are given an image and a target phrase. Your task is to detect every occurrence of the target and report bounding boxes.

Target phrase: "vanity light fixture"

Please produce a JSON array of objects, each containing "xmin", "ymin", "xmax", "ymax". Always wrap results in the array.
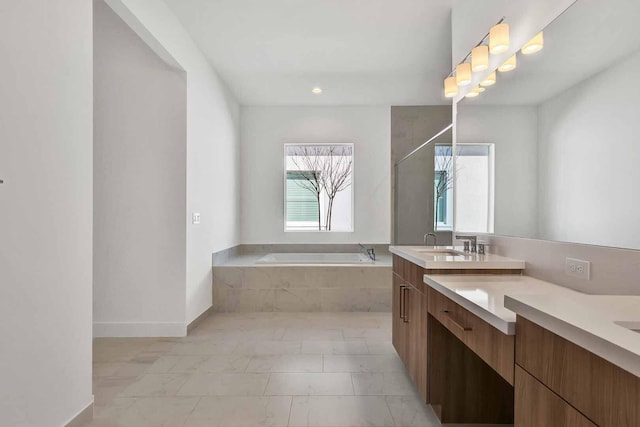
[
  {"xmin": 465, "ymin": 88, "xmax": 480, "ymax": 98},
  {"xmin": 474, "ymin": 86, "xmax": 486, "ymax": 93},
  {"xmin": 522, "ymin": 32, "xmax": 544, "ymax": 55},
  {"xmin": 312, "ymin": 87, "xmax": 322, "ymax": 94},
  {"xmin": 498, "ymin": 55, "xmax": 517, "ymax": 72},
  {"xmin": 444, "ymin": 76, "xmax": 458, "ymax": 98},
  {"xmin": 471, "ymin": 45, "xmax": 489, "ymax": 72},
  {"xmin": 456, "ymin": 63, "xmax": 472, "ymax": 86},
  {"xmin": 489, "ymin": 23, "xmax": 510, "ymax": 55},
  {"xmin": 480, "ymin": 72, "xmax": 497, "ymax": 87}
]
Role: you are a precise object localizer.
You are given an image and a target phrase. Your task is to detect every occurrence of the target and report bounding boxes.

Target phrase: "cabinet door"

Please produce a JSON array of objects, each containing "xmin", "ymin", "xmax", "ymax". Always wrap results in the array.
[
  {"xmin": 407, "ymin": 287, "xmax": 428, "ymax": 403},
  {"xmin": 515, "ymin": 366, "xmax": 596, "ymax": 427},
  {"xmin": 392, "ymin": 273, "xmax": 406, "ymax": 361}
]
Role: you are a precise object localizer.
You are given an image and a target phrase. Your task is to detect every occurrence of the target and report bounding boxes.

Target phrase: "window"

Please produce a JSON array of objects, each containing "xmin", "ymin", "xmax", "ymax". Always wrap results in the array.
[
  {"xmin": 285, "ymin": 144, "xmax": 354, "ymax": 232},
  {"xmin": 455, "ymin": 143, "xmax": 495, "ymax": 233}
]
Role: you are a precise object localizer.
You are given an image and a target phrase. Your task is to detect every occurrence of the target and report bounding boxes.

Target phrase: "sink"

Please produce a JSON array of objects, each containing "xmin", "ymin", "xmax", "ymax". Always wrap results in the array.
[{"xmin": 614, "ymin": 321, "xmax": 640, "ymax": 333}]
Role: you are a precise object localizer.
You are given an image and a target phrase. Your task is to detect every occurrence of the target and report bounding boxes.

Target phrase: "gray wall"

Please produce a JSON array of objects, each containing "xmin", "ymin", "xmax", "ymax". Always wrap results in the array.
[
  {"xmin": 0, "ymin": 0, "xmax": 94, "ymax": 424},
  {"xmin": 391, "ymin": 106, "xmax": 452, "ymax": 245},
  {"xmin": 93, "ymin": 1, "xmax": 188, "ymax": 336}
]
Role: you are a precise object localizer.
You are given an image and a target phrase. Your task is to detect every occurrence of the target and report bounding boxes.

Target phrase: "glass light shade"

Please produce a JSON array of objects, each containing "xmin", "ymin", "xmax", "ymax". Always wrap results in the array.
[
  {"xmin": 471, "ymin": 46, "xmax": 489, "ymax": 72},
  {"xmin": 456, "ymin": 63, "xmax": 472, "ymax": 86},
  {"xmin": 490, "ymin": 23, "xmax": 510, "ymax": 55},
  {"xmin": 522, "ymin": 32, "xmax": 544, "ymax": 55},
  {"xmin": 473, "ymin": 86, "xmax": 486, "ymax": 93},
  {"xmin": 498, "ymin": 55, "xmax": 517, "ymax": 72},
  {"xmin": 465, "ymin": 90, "xmax": 480, "ymax": 98},
  {"xmin": 480, "ymin": 72, "xmax": 497, "ymax": 87},
  {"xmin": 444, "ymin": 76, "xmax": 458, "ymax": 98}
]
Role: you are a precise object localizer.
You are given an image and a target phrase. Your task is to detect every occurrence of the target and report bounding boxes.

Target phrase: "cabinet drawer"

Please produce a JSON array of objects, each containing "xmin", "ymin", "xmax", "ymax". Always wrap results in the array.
[
  {"xmin": 515, "ymin": 365, "xmax": 596, "ymax": 427},
  {"xmin": 428, "ymin": 287, "xmax": 515, "ymax": 385},
  {"xmin": 516, "ymin": 316, "xmax": 639, "ymax": 427}
]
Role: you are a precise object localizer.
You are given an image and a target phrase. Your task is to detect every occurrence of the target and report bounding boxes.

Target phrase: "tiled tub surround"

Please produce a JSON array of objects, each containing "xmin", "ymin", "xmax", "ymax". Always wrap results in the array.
[{"xmin": 213, "ymin": 245, "xmax": 392, "ymax": 313}]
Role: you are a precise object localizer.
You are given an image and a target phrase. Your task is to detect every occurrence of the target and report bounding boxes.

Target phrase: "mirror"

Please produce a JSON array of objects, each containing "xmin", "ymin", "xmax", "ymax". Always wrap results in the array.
[
  {"xmin": 455, "ymin": 0, "xmax": 640, "ymax": 250},
  {"xmin": 395, "ymin": 127, "xmax": 454, "ymax": 246}
]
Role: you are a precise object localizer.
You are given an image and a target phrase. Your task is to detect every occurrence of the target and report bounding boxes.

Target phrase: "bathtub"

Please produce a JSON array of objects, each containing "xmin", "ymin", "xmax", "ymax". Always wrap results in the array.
[{"xmin": 256, "ymin": 252, "xmax": 374, "ymax": 265}]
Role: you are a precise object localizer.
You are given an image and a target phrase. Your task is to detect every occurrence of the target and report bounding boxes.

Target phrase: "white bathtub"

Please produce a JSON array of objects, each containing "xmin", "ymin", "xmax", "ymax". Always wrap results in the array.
[{"xmin": 256, "ymin": 253, "xmax": 374, "ymax": 265}]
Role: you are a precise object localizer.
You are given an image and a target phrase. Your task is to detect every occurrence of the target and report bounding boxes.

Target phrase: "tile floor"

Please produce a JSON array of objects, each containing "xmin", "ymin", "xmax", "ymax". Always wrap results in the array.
[{"xmin": 90, "ymin": 312, "xmax": 442, "ymax": 427}]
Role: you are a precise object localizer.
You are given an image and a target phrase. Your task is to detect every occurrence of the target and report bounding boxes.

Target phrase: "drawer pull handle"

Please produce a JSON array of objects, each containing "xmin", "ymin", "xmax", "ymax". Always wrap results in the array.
[
  {"xmin": 402, "ymin": 286, "xmax": 410, "ymax": 323},
  {"xmin": 443, "ymin": 310, "xmax": 472, "ymax": 332},
  {"xmin": 399, "ymin": 286, "xmax": 406, "ymax": 320}
]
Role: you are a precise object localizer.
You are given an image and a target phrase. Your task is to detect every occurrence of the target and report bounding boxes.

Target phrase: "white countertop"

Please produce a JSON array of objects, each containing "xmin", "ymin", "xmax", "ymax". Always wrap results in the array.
[
  {"xmin": 390, "ymin": 246, "xmax": 525, "ymax": 270},
  {"xmin": 423, "ymin": 275, "xmax": 578, "ymax": 335},
  {"xmin": 423, "ymin": 274, "xmax": 640, "ymax": 377},
  {"xmin": 505, "ymin": 293, "xmax": 640, "ymax": 377}
]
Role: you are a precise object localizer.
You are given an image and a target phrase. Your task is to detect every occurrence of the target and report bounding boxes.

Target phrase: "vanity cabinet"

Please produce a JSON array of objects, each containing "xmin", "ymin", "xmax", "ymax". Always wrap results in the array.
[
  {"xmin": 392, "ymin": 255, "xmax": 428, "ymax": 402},
  {"xmin": 515, "ymin": 316, "xmax": 639, "ymax": 427}
]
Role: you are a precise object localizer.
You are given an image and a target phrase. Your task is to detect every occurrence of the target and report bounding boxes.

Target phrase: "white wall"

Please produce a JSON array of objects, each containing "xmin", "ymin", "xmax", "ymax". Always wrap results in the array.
[
  {"xmin": 104, "ymin": 0, "xmax": 241, "ymax": 324},
  {"xmin": 241, "ymin": 107, "xmax": 391, "ymax": 244},
  {"xmin": 451, "ymin": 0, "xmax": 576, "ymax": 99},
  {"xmin": 93, "ymin": 0, "xmax": 188, "ymax": 337},
  {"xmin": 537, "ymin": 49, "xmax": 640, "ymax": 249},
  {"xmin": 456, "ymin": 105, "xmax": 538, "ymax": 238},
  {"xmin": 0, "ymin": 0, "xmax": 93, "ymax": 425}
]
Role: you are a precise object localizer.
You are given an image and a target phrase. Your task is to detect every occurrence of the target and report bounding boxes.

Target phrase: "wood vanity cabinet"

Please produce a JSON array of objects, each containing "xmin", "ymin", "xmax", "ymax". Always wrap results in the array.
[
  {"xmin": 392, "ymin": 255, "xmax": 428, "ymax": 403},
  {"xmin": 515, "ymin": 316, "xmax": 639, "ymax": 427}
]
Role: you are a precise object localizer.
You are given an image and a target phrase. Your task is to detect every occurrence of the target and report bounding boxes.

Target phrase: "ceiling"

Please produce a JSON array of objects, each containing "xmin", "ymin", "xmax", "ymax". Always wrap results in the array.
[
  {"xmin": 461, "ymin": 0, "xmax": 640, "ymax": 106},
  {"xmin": 163, "ymin": 0, "xmax": 454, "ymax": 106}
]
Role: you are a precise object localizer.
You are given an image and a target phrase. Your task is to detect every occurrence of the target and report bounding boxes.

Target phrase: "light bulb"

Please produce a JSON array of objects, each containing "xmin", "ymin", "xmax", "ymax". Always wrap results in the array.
[
  {"xmin": 490, "ymin": 23, "xmax": 510, "ymax": 55},
  {"xmin": 444, "ymin": 76, "xmax": 458, "ymax": 98},
  {"xmin": 522, "ymin": 32, "xmax": 544, "ymax": 55},
  {"xmin": 472, "ymin": 46, "xmax": 489, "ymax": 72},
  {"xmin": 480, "ymin": 72, "xmax": 496, "ymax": 87},
  {"xmin": 456, "ymin": 63, "xmax": 472, "ymax": 86},
  {"xmin": 498, "ymin": 55, "xmax": 517, "ymax": 72}
]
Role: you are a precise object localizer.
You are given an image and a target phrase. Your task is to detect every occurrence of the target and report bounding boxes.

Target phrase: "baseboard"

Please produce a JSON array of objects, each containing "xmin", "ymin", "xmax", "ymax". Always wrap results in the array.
[
  {"xmin": 187, "ymin": 305, "xmax": 214, "ymax": 334},
  {"xmin": 64, "ymin": 399, "xmax": 93, "ymax": 427},
  {"xmin": 93, "ymin": 321, "xmax": 186, "ymax": 337}
]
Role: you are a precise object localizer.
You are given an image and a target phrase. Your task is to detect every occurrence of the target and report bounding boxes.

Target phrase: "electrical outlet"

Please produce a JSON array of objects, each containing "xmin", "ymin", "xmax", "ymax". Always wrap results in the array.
[
  {"xmin": 565, "ymin": 257, "xmax": 590, "ymax": 280},
  {"xmin": 192, "ymin": 212, "xmax": 201, "ymax": 225}
]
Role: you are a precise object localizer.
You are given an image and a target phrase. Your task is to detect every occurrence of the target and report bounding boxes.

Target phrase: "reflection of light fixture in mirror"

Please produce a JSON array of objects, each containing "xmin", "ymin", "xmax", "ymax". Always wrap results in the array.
[
  {"xmin": 456, "ymin": 63, "xmax": 472, "ymax": 86},
  {"xmin": 498, "ymin": 55, "xmax": 517, "ymax": 72},
  {"xmin": 471, "ymin": 46, "xmax": 489, "ymax": 72},
  {"xmin": 522, "ymin": 32, "xmax": 544, "ymax": 55},
  {"xmin": 474, "ymin": 86, "xmax": 486, "ymax": 93},
  {"xmin": 465, "ymin": 87, "xmax": 482, "ymax": 98},
  {"xmin": 490, "ymin": 23, "xmax": 510, "ymax": 54},
  {"xmin": 444, "ymin": 76, "xmax": 458, "ymax": 98},
  {"xmin": 312, "ymin": 87, "xmax": 322, "ymax": 94},
  {"xmin": 480, "ymin": 72, "xmax": 496, "ymax": 87}
]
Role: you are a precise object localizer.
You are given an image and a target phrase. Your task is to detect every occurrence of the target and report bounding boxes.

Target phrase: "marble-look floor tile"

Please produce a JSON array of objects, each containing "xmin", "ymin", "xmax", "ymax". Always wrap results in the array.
[
  {"xmin": 168, "ymin": 341, "xmax": 239, "ymax": 356},
  {"xmin": 281, "ymin": 327, "xmax": 344, "ymax": 341},
  {"xmin": 301, "ymin": 340, "xmax": 369, "ymax": 355},
  {"xmin": 386, "ymin": 395, "xmax": 442, "ymax": 427},
  {"xmin": 352, "ymin": 372, "xmax": 415, "ymax": 396},
  {"xmin": 177, "ymin": 373, "xmax": 270, "ymax": 396},
  {"xmin": 323, "ymin": 355, "xmax": 404, "ymax": 373},
  {"xmin": 184, "ymin": 396, "xmax": 292, "ymax": 427},
  {"xmin": 245, "ymin": 355, "xmax": 323, "ymax": 373},
  {"xmin": 343, "ymin": 328, "xmax": 392, "ymax": 340},
  {"xmin": 264, "ymin": 373, "xmax": 354, "ymax": 396},
  {"xmin": 233, "ymin": 340, "xmax": 301, "ymax": 355},
  {"xmin": 149, "ymin": 355, "xmax": 252, "ymax": 373},
  {"xmin": 288, "ymin": 396, "xmax": 395, "ymax": 427},
  {"xmin": 93, "ymin": 376, "xmax": 139, "ymax": 406},
  {"xmin": 365, "ymin": 340, "xmax": 397, "ymax": 355},
  {"xmin": 120, "ymin": 374, "xmax": 190, "ymax": 397},
  {"xmin": 93, "ymin": 397, "xmax": 199, "ymax": 427}
]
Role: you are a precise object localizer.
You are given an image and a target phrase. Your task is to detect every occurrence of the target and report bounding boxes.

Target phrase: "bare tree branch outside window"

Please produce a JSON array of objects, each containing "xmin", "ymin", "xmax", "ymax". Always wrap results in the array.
[
  {"xmin": 286, "ymin": 144, "xmax": 353, "ymax": 231},
  {"xmin": 434, "ymin": 145, "xmax": 455, "ymax": 228}
]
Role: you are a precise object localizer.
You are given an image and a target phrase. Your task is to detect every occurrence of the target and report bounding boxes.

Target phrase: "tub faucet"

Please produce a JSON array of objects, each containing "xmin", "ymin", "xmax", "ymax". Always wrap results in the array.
[
  {"xmin": 423, "ymin": 233, "xmax": 437, "ymax": 246},
  {"xmin": 358, "ymin": 244, "xmax": 376, "ymax": 262}
]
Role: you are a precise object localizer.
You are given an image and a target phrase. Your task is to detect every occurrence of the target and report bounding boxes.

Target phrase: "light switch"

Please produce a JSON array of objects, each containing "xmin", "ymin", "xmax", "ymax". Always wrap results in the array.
[{"xmin": 192, "ymin": 212, "xmax": 201, "ymax": 225}]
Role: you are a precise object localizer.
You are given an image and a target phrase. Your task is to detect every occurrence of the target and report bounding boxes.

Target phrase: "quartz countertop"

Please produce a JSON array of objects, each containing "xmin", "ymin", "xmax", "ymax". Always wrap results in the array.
[
  {"xmin": 389, "ymin": 245, "xmax": 525, "ymax": 270},
  {"xmin": 423, "ymin": 274, "xmax": 640, "ymax": 377}
]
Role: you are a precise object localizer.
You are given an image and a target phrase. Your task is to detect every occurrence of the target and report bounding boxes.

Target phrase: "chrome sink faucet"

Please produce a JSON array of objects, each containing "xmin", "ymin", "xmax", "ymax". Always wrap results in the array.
[
  {"xmin": 423, "ymin": 233, "xmax": 437, "ymax": 246},
  {"xmin": 456, "ymin": 235, "xmax": 477, "ymax": 253}
]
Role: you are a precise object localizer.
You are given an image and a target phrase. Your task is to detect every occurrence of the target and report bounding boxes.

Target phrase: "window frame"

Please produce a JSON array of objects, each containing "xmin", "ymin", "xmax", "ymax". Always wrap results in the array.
[{"xmin": 283, "ymin": 143, "xmax": 355, "ymax": 233}]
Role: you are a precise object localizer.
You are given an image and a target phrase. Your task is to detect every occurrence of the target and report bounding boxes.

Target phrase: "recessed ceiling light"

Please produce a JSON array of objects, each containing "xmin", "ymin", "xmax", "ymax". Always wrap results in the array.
[{"xmin": 312, "ymin": 87, "xmax": 322, "ymax": 94}]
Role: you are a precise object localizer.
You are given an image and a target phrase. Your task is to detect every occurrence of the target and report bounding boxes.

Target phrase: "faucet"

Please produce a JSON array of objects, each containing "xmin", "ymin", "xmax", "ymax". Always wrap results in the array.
[
  {"xmin": 456, "ymin": 234, "xmax": 477, "ymax": 253},
  {"xmin": 423, "ymin": 233, "xmax": 437, "ymax": 246},
  {"xmin": 358, "ymin": 244, "xmax": 376, "ymax": 262}
]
